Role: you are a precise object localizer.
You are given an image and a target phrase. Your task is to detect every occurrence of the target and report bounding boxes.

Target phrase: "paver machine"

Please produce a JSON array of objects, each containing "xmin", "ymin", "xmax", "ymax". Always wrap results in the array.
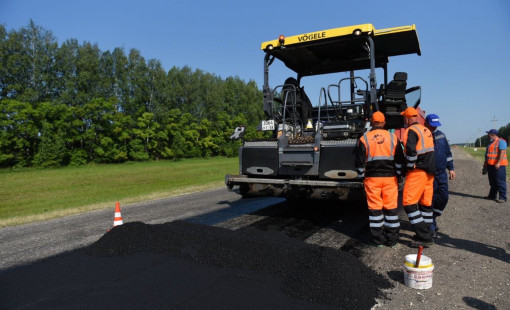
[{"xmin": 226, "ymin": 24, "xmax": 424, "ymax": 201}]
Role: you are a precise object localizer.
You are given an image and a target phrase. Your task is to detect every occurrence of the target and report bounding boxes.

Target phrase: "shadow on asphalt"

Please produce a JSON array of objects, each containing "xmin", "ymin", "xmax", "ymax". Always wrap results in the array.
[
  {"xmin": 434, "ymin": 232, "xmax": 510, "ymax": 264},
  {"xmin": 386, "ymin": 270, "xmax": 404, "ymax": 283},
  {"xmin": 462, "ymin": 297, "xmax": 497, "ymax": 310},
  {"xmin": 448, "ymin": 191, "xmax": 489, "ymax": 200}
]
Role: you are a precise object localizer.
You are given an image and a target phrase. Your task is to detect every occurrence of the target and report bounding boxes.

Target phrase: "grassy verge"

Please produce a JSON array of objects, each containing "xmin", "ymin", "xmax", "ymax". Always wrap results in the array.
[
  {"xmin": 0, "ymin": 157, "xmax": 238, "ymax": 228},
  {"xmin": 461, "ymin": 146, "xmax": 486, "ymax": 162}
]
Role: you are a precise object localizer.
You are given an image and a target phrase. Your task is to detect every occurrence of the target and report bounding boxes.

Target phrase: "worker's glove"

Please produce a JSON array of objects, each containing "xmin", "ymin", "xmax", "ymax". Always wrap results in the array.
[{"xmin": 482, "ymin": 167, "xmax": 488, "ymax": 175}]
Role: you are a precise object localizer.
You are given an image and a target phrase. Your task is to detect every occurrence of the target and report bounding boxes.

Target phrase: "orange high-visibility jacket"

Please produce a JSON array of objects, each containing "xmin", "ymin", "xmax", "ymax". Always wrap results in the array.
[
  {"xmin": 361, "ymin": 129, "xmax": 396, "ymax": 161},
  {"xmin": 487, "ymin": 138, "xmax": 508, "ymax": 166},
  {"xmin": 402, "ymin": 124, "xmax": 436, "ymax": 174},
  {"xmin": 357, "ymin": 129, "xmax": 403, "ymax": 177}
]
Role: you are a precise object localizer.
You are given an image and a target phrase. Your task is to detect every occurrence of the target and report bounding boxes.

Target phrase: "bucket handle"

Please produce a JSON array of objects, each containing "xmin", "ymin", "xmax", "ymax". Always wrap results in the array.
[{"xmin": 415, "ymin": 246, "xmax": 423, "ymax": 267}]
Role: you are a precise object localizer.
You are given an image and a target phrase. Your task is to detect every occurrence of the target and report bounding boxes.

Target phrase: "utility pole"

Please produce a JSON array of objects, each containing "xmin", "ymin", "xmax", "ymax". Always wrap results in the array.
[
  {"xmin": 491, "ymin": 115, "xmax": 498, "ymax": 128},
  {"xmin": 478, "ymin": 128, "xmax": 482, "ymax": 147}
]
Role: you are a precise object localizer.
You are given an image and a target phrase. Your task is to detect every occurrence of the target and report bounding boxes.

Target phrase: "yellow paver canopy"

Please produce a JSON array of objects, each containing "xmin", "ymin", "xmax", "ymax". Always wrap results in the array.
[{"xmin": 261, "ymin": 24, "xmax": 421, "ymax": 76}]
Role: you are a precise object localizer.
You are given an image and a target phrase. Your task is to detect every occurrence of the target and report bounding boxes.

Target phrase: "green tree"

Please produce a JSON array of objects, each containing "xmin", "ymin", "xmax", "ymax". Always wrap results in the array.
[
  {"xmin": 164, "ymin": 108, "xmax": 184, "ymax": 159},
  {"xmin": 33, "ymin": 122, "xmax": 66, "ymax": 167},
  {"xmin": 0, "ymin": 22, "xmax": 270, "ymax": 166},
  {"xmin": 110, "ymin": 111, "xmax": 132, "ymax": 162},
  {"xmin": 81, "ymin": 98, "xmax": 117, "ymax": 163},
  {"xmin": 0, "ymin": 99, "xmax": 39, "ymax": 166},
  {"xmin": 111, "ymin": 48, "xmax": 129, "ymax": 112},
  {"xmin": 197, "ymin": 119, "xmax": 219, "ymax": 157},
  {"xmin": 147, "ymin": 59, "xmax": 168, "ymax": 114},
  {"xmin": 22, "ymin": 20, "xmax": 59, "ymax": 103},
  {"xmin": 76, "ymin": 42, "xmax": 101, "ymax": 105},
  {"xmin": 98, "ymin": 50, "xmax": 115, "ymax": 100},
  {"xmin": 125, "ymin": 48, "xmax": 149, "ymax": 117},
  {"xmin": 0, "ymin": 20, "xmax": 59, "ymax": 103},
  {"xmin": 0, "ymin": 27, "xmax": 31, "ymax": 100},
  {"xmin": 132, "ymin": 112, "xmax": 161, "ymax": 159},
  {"xmin": 171, "ymin": 66, "xmax": 201, "ymax": 117},
  {"xmin": 169, "ymin": 131, "xmax": 186, "ymax": 159},
  {"xmin": 54, "ymin": 38, "xmax": 80, "ymax": 105},
  {"xmin": 0, "ymin": 25, "xmax": 8, "ymax": 99}
]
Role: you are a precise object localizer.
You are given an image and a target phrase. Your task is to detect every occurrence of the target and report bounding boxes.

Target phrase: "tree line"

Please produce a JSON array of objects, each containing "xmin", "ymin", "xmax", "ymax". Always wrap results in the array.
[
  {"xmin": 0, "ymin": 21, "xmax": 265, "ymax": 168},
  {"xmin": 476, "ymin": 123, "xmax": 510, "ymax": 148}
]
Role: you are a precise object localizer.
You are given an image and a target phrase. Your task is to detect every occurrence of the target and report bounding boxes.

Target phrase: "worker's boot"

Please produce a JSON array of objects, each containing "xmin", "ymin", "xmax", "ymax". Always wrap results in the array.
[{"xmin": 403, "ymin": 203, "xmax": 433, "ymax": 243}]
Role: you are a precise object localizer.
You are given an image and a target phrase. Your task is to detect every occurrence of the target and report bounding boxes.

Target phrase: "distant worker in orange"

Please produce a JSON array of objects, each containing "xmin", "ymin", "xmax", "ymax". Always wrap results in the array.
[
  {"xmin": 400, "ymin": 107, "xmax": 435, "ymax": 247},
  {"xmin": 355, "ymin": 111, "xmax": 405, "ymax": 248},
  {"xmin": 483, "ymin": 129, "xmax": 507, "ymax": 203}
]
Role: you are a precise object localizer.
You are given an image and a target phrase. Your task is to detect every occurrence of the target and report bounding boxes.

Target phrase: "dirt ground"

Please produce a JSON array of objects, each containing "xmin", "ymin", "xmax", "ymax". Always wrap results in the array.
[
  {"xmin": 0, "ymin": 148, "xmax": 509, "ymax": 309},
  {"xmin": 373, "ymin": 147, "xmax": 510, "ymax": 309}
]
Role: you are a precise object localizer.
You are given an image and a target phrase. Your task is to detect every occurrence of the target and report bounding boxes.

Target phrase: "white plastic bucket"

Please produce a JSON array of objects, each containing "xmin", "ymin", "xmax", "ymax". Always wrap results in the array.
[{"xmin": 403, "ymin": 254, "xmax": 434, "ymax": 289}]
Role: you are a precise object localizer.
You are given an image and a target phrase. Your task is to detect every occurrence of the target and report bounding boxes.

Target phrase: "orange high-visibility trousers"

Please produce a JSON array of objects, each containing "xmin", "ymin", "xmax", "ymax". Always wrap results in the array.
[
  {"xmin": 403, "ymin": 169, "xmax": 434, "ymax": 206},
  {"xmin": 364, "ymin": 176, "xmax": 398, "ymax": 210}
]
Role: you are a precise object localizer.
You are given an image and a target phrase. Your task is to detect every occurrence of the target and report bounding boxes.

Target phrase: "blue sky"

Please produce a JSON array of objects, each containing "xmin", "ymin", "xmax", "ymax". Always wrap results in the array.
[{"xmin": 1, "ymin": 0, "xmax": 509, "ymax": 144}]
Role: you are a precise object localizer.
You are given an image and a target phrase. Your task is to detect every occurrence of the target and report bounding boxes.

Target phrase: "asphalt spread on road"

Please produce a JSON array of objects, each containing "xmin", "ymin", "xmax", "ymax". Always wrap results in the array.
[{"xmin": 85, "ymin": 220, "xmax": 392, "ymax": 308}]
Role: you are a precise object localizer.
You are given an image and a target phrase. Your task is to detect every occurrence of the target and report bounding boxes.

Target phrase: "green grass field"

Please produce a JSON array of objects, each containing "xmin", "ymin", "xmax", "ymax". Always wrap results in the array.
[
  {"xmin": 0, "ymin": 157, "xmax": 238, "ymax": 228},
  {"xmin": 461, "ymin": 146, "xmax": 486, "ymax": 162}
]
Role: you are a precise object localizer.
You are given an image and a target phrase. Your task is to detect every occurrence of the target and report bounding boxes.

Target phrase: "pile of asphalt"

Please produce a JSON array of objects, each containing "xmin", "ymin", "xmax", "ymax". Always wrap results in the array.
[{"xmin": 86, "ymin": 221, "xmax": 392, "ymax": 309}]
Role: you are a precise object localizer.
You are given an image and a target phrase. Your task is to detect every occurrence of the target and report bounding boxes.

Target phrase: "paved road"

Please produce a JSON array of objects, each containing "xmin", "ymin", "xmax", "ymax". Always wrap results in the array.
[
  {"xmin": 1, "ymin": 187, "xmax": 380, "ymax": 310},
  {"xmin": 0, "ymin": 189, "xmax": 284, "ymax": 270},
  {"xmin": 3, "ymin": 148, "xmax": 505, "ymax": 309}
]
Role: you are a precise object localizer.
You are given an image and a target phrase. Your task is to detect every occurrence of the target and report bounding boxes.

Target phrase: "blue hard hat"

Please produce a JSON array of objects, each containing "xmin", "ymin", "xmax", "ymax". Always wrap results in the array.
[
  {"xmin": 425, "ymin": 114, "xmax": 441, "ymax": 127},
  {"xmin": 486, "ymin": 129, "xmax": 498, "ymax": 135}
]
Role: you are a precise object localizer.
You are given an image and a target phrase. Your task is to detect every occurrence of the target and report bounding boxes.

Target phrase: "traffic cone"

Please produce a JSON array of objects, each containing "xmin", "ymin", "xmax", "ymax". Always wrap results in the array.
[
  {"xmin": 306, "ymin": 119, "xmax": 313, "ymax": 129},
  {"xmin": 113, "ymin": 201, "xmax": 123, "ymax": 227}
]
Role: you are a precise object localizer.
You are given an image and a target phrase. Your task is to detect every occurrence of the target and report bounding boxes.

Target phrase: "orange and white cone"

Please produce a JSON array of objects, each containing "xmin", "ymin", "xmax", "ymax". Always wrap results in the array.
[{"xmin": 113, "ymin": 202, "xmax": 123, "ymax": 227}]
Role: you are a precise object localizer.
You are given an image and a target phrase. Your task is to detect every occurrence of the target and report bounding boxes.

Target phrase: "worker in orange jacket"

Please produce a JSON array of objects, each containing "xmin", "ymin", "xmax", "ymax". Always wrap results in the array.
[
  {"xmin": 400, "ymin": 107, "xmax": 435, "ymax": 247},
  {"xmin": 483, "ymin": 129, "xmax": 507, "ymax": 202},
  {"xmin": 355, "ymin": 111, "xmax": 405, "ymax": 248}
]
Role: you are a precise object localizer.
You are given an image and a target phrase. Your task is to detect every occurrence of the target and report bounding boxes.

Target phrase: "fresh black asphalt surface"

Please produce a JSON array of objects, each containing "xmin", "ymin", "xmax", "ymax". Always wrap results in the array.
[
  {"xmin": 1, "ymin": 220, "xmax": 392, "ymax": 309},
  {"xmin": 0, "ymin": 187, "xmax": 393, "ymax": 309}
]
